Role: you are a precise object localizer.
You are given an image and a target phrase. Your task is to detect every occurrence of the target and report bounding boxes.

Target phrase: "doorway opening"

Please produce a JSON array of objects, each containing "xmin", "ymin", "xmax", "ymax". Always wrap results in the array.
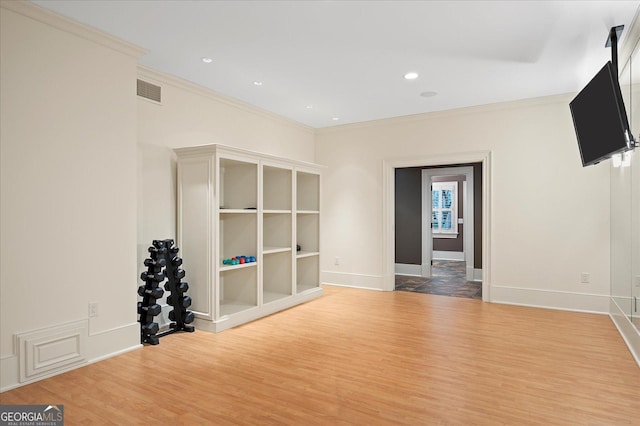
[
  {"xmin": 381, "ymin": 152, "xmax": 491, "ymax": 301},
  {"xmin": 394, "ymin": 164, "xmax": 482, "ymax": 299}
]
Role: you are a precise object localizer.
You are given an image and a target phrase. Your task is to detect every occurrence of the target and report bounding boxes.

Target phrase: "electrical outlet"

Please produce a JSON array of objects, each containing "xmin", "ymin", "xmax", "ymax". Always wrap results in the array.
[
  {"xmin": 580, "ymin": 273, "xmax": 590, "ymax": 284},
  {"xmin": 635, "ymin": 275, "xmax": 640, "ymax": 288},
  {"xmin": 88, "ymin": 302, "xmax": 99, "ymax": 318},
  {"xmin": 334, "ymin": 257, "xmax": 340, "ymax": 266}
]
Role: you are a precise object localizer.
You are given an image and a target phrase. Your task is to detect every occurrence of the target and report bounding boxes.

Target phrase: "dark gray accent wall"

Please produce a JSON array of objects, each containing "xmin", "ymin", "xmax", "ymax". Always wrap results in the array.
[
  {"xmin": 473, "ymin": 163, "xmax": 483, "ymax": 267},
  {"xmin": 394, "ymin": 168, "xmax": 422, "ymax": 264},
  {"xmin": 394, "ymin": 163, "xmax": 483, "ymax": 269}
]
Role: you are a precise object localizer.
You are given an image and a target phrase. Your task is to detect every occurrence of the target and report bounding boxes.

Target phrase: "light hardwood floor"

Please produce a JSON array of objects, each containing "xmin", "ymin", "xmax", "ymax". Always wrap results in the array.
[{"xmin": 1, "ymin": 285, "xmax": 639, "ymax": 425}]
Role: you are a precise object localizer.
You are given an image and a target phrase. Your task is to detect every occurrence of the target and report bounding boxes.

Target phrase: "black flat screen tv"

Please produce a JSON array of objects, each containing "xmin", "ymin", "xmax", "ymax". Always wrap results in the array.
[{"xmin": 569, "ymin": 61, "xmax": 632, "ymax": 167}]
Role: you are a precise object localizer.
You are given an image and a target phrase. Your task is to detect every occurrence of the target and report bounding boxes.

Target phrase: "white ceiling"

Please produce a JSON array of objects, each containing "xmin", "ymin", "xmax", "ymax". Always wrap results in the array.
[{"xmin": 32, "ymin": 0, "xmax": 640, "ymax": 128}]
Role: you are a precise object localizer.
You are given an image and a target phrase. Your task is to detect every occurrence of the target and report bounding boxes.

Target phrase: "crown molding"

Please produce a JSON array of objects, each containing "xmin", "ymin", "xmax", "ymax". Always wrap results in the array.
[
  {"xmin": 137, "ymin": 65, "xmax": 314, "ymax": 135},
  {"xmin": 1, "ymin": 0, "xmax": 146, "ymax": 58},
  {"xmin": 316, "ymin": 93, "xmax": 575, "ymax": 135},
  {"xmin": 619, "ymin": 5, "xmax": 640, "ymax": 72}
]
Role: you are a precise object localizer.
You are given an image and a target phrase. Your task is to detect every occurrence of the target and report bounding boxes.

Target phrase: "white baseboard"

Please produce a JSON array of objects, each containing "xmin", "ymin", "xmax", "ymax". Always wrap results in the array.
[
  {"xmin": 17, "ymin": 320, "xmax": 89, "ymax": 383},
  {"xmin": 1, "ymin": 321, "xmax": 140, "ymax": 392},
  {"xmin": 321, "ymin": 271, "xmax": 384, "ymax": 291},
  {"xmin": 194, "ymin": 287, "xmax": 324, "ymax": 332},
  {"xmin": 473, "ymin": 268, "xmax": 483, "ymax": 282},
  {"xmin": 394, "ymin": 263, "xmax": 422, "ymax": 276},
  {"xmin": 0, "ymin": 355, "xmax": 19, "ymax": 392},
  {"xmin": 433, "ymin": 251, "xmax": 464, "ymax": 261},
  {"xmin": 609, "ymin": 298, "xmax": 640, "ymax": 368},
  {"xmin": 491, "ymin": 285, "xmax": 610, "ymax": 314}
]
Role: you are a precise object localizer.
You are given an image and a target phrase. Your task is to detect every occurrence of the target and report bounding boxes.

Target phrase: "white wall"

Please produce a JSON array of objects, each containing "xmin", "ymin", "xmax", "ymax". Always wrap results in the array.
[
  {"xmin": 136, "ymin": 65, "xmax": 315, "ymax": 243},
  {"xmin": 135, "ymin": 67, "xmax": 316, "ymax": 325},
  {"xmin": 1, "ymin": 2, "xmax": 142, "ymax": 389},
  {"xmin": 317, "ymin": 95, "xmax": 611, "ymax": 312}
]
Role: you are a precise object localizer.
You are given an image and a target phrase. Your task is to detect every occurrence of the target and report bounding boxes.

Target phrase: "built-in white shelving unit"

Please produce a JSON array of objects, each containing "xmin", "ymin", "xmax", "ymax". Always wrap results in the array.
[{"xmin": 176, "ymin": 144, "xmax": 322, "ymax": 332}]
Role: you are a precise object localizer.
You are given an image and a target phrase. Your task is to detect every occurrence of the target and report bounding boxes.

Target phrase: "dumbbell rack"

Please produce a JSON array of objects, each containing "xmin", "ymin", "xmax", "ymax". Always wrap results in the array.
[
  {"xmin": 137, "ymin": 239, "xmax": 195, "ymax": 345},
  {"xmin": 160, "ymin": 239, "xmax": 195, "ymax": 335},
  {"xmin": 138, "ymin": 242, "xmax": 167, "ymax": 345}
]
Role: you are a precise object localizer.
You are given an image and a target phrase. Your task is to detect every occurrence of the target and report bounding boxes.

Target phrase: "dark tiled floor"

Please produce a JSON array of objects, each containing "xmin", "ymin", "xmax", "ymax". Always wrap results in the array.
[{"xmin": 395, "ymin": 260, "xmax": 482, "ymax": 299}]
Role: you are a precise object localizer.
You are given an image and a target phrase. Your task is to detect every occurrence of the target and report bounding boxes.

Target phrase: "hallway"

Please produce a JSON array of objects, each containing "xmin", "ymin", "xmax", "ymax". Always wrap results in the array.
[{"xmin": 395, "ymin": 260, "xmax": 481, "ymax": 299}]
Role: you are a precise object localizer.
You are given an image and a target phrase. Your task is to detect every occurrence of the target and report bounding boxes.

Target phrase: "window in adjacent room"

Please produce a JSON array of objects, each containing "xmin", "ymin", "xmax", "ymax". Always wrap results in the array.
[{"xmin": 432, "ymin": 181, "xmax": 458, "ymax": 238}]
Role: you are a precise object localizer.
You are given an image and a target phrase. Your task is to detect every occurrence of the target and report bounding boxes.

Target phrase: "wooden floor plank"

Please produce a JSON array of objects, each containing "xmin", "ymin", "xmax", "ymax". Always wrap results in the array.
[{"xmin": 1, "ymin": 285, "xmax": 638, "ymax": 425}]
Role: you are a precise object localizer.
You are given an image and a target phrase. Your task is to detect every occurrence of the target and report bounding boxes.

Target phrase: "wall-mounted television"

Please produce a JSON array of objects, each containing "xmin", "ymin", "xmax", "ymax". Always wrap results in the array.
[{"xmin": 569, "ymin": 61, "xmax": 633, "ymax": 167}]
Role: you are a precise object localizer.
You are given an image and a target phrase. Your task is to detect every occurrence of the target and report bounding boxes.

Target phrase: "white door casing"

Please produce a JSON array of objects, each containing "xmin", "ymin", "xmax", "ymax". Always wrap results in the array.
[{"xmin": 422, "ymin": 167, "xmax": 474, "ymax": 281}]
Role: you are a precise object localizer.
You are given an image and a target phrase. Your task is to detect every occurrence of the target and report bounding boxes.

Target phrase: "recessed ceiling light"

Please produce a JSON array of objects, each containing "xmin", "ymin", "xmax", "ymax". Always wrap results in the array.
[
  {"xmin": 253, "ymin": 81, "xmax": 263, "ymax": 86},
  {"xmin": 306, "ymin": 105, "xmax": 313, "ymax": 109},
  {"xmin": 201, "ymin": 57, "xmax": 213, "ymax": 63},
  {"xmin": 420, "ymin": 91, "xmax": 438, "ymax": 98},
  {"xmin": 332, "ymin": 117, "xmax": 340, "ymax": 121},
  {"xmin": 404, "ymin": 72, "xmax": 419, "ymax": 80}
]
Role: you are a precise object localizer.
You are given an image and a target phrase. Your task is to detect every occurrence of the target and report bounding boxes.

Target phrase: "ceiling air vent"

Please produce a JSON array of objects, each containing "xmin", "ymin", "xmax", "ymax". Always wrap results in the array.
[{"xmin": 137, "ymin": 79, "xmax": 161, "ymax": 103}]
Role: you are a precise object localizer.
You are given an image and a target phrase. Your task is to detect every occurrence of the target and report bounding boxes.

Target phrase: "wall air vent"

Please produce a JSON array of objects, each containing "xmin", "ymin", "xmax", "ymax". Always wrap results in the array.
[{"xmin": 137, "ymin": 79, "xmax": 161, "ymax": 103}]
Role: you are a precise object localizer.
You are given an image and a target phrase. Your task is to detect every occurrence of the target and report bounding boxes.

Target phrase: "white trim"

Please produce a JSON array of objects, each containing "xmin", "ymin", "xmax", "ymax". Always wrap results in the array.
[
  {"xmin": 85, "ymin": 322, "xmax": 140, "ymax": 362},
  {"xmin": 433, "ymin": 251, "xmax": 464, "ymax": 261},
  {"xmin": 433, "ymin": 233, "xmax": 458, "ymax": 239},
  {"xmin": 383, "ymin": 151, "xmax": 491, "ymax": 301},
  {"xmin": 609, "ymin": 298, "xmax": 640, "ymax": 367},
  {"xmin": 491, "ymin": 285, "xmax": 610, "ymax": 314},
  {"xmin": 88, "ymin": 344, "xmax": 141, "ymax": 365},
  {"xmin": 321, "ymin": 282, "xmax": 384, "ymax": 292},
  {"xmin": 394, "ymin": 263, "xmax": 422, "ymax": 276},
  {"xmin": 138, "ymin": 66, "xmax": 314, "ymax": 134},
  {"xmin": 194, "ymin": 287, "xmax": 324, "ymax": 332},
  {"xmin": 321, "ymin": 271, "xmax": 385, "ymax": 291},
  {"xmin": 1, "ymin": 1, "xmax": 146, "ymax": 58},
  {"xmin": 317, "ymin": 94, "xmax": 575, "ymax": 134},
  {"xmin": 2, "ymin": 321, "xmax": 140, "ymax": 392},
  {"xmin": 431, "ymin": 180, "xmax": 458, "ymax": 235},
  {"xmin": 18, "ymin": 320, "xmax": 89, "ymax": 383},
  {"xmin": 422, "ymin": 166, "xmax": 475, "ymax": 281},
  {"xmin": 473, "ymin": 268, "xmax": 484, "ymax": 282}
]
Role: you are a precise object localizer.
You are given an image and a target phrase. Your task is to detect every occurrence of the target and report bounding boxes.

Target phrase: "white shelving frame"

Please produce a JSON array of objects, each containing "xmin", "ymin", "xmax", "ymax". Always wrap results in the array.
[{"xmin": 176, "ymin": 144, "xmax": 323, "ymax": 332}]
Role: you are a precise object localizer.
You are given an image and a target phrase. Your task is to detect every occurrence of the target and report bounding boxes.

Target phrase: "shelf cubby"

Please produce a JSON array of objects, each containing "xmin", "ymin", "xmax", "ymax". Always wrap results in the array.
[
  {"xmin": 264, "ymin": 165, "xmax": 292, "ymax": 211},
  {"xmin": 296, "ymin": 213, "xmax": 319, "ymax": 255},
  {"xmin": 263, "ymin": 251, "xmax": 293, "ymax": 304},
  {"xmin": 220, "ymin": 266, "xmax": 258, "ymax": 316},
  {"xmin": 264, "ymin": 213, "xmax": 292, "ymax": 253},
  {"xmin": 220, "ymin": 212, "xmax": 257, "ymax": 262},
  {"xmin": 296, "ymin": 171, "xmax": 319, "ymax": 212},
  {"xmin": 220, "ymin": 158, "xmax": 257, "ymax": 210},
  {"xmin": 297, "ymin": 255, "xmax": 319, "ymax": 293}
]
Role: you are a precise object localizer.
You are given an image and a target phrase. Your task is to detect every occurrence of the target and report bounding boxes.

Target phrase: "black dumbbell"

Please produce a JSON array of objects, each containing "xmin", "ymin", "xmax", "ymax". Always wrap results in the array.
[
  {"xmin": 137, "ymin": 285, "xmax": 164, "ymax": 299},
  {"xmin": 137, "ymin": 303, "xmax": 162, "ymax": 317},
  {"xmin": 183, "ymin": 311, "xmax": 195, "ymax": 324},
  {"xmin": 174, "ymin": 269, "xmax": 186, "ymax": 279},
  {"xmin": 171, "ymin": 256, "xmax": 183, "ymax": 267},
  {"xmin": 140, "ymin": 271, "xmax": 165, "ymax": 282},
  {"xmin": 169, "ymin": 246, "xmax": 179, "ymax": 255},
  {"xmin": 181, "ymin": 296, "xmax": 192, "ymax": 309},
  {"xmin": 152, "ymin": 240, "xmax": 165, "ymax": 248},
  {"xmin": 168, "ymin": 310, "xmax": 176, "ymax": 322},
  {"xmin": 164, "ymin": 281, "xmax": 188, "ymax": 293},
  {"xmin": 166, "ymin": 295, "xmax": 191, "ymax": 308},
  {"xmin": 141, "ymin": 322, "xmax": 159, "ymax": 335},
  {"xmin": 144, "ymin": 257, "xmax": 166, "ymax": 268},
  {"xmin": 148, "ymin": 246, "xmax": 167, "ymax": 256}
]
